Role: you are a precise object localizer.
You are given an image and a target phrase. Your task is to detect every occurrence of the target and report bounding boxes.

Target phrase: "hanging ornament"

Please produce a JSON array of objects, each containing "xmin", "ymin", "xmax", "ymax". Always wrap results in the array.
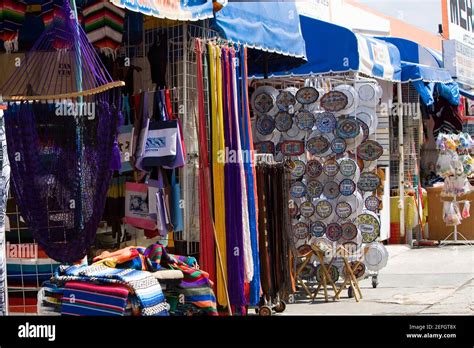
[
  {"xmin": 0, "ymin": 0, "xmax": 26, "ymax": 53},
  {"xmin": 83, "ymin": 0, "xmax": 125, "ymax": 60}
]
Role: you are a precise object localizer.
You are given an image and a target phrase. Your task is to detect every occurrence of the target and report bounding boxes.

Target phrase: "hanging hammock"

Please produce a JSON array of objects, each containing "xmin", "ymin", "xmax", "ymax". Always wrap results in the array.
[{"xmin": 0, "ymin": 0, "xmax": 124, "ymax": 263}]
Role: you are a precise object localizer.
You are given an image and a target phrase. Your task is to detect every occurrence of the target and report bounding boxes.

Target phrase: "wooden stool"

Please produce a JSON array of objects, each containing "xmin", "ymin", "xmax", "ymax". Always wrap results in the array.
[
  {"xmin": 295, "ymin": 251, "xmax": 314, "ymax": 298},
  {"xmin": 310, "ymin": 245, "xmax": 338, "ymax": 302},
  {"xmin": 334, "ymin": 245, "xmax": 367, "ymax": 302}
]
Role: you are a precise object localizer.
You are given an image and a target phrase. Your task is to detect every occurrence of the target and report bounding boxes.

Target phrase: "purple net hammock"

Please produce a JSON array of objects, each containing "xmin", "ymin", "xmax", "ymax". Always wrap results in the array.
[{"xmin": 0, "ymin": 1, "xmax": 124, "ymax": 263}]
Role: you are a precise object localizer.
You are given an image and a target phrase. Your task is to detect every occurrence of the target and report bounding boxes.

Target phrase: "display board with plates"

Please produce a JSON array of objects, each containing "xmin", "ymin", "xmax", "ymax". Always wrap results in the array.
[{"xmin": 250, "ymin": 79, "xmax": 388, "ymax": 286}]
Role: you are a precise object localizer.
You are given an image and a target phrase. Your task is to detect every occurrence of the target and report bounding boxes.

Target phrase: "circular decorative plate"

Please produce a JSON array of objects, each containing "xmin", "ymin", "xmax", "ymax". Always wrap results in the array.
[
  {"xmin": 365, "ymin": 195, "xmax": 381, "ymax": 212},
  {"xmin": 275, "ymin": 112, "xmax": 293, "ymax": 132},
  {"xmin": 293, "ymin": 222, "xmax": 309, "ymax": 240},
  {"xmin": 276, "ymin": 90, "xmax": 297, "ymax": 111},
  {"xmin": 357, "ymin": 172, "xmax": 381, "ymax": 192},
  {"xmin": 358, "ymin": 140, "xmax": 384, "ymax": 162},
  {"xmin": 342, "ymin": 261, "xmax": 366, "ymax": 279},
  {"xmin": 323, "ymin": 159, "xmax": 339, "ymax": 177},
  {"xmin": 339, "ymin": 178, "xmax": 356, "ymax": 196},
  {"xmin": 364, "ymin": 243, "xmax": 388, "ymax": 271},
  {"xmin": 310, "ymin": 221, "xmax": 326, "ymax": 238},
  {"xmin": 296, "ymin": 87, "xmax": 320, "ymax": 105},
  {"xmin": 339, "ymin": 158, "xmax": 357, "ymax": 177},
  {"xmin": 254, "ymin": 141, "xmax": 275, "ymax": 155},
  {"xmin": 336, "ymin": 118, "xmax": 360, "ymax": 139},
  {"xmin": 323, "ymin": 181, "xmax": 340, "ymax": 200},
  {"xmin": 356, "ymin": 119, "xmax": 370, "ymax": 142},
  {"xmin": 307, "ymin": 136, "xmax": 330, "ymax": 156},
  {"xmin": 307, "ymin": 180, "xmax": 323, "ymax": 199},
  {"xmin": 331, "ymin": 137, "xmax": 347, "ymax": 155},
  {"xmin": 283, "ymin": 123, "xmax": 306, "ymax": 141},
  {"xmin": 341, "ymin": 222, "xmax": 358, "ymax": 240},
  {"xmin": 356, "ymin": 213, "xmax": 380, "ymax": 243},
  {"xmin": 335, "ymin": 201, "xmax": 353, "ymax": 219},
  {"xmin": 256, "ymin": 115, "xmax": 275, "ymax": 135},
  {"xmin": 315, "ymin": 264, "xmax": 339, "ymax": 283},
  {"xmin": 297, "ymin": 244, "xmax": 312, "ymax": 256},
  {"xmin": 307, "ymin": 159, "xmax": 323, "ymax": 178},
  {"xmin": 280, "ymin": 140, "xmax": 305, "ymax": 156},
  {"xmin": 358, "ymin": 83, "xmax": 377, "ymax": 104},
  {"xmin": 316, "ymin": 200, "xmax": 333, "ymax": 219},
  {"xmin": 296, "ymin": 110, "xmax": 315, "ymax": 130},
  {"xmin": 315, "ymin": 112, "xmax": 337, "ymax": 133},
  {"xmin": 300, "ymin": 201, "xmax": 316, "ymax": 218},
  {"xmin": 326, "ymin": 223, "xmax": 343, "ymax": 242},
  {"xmin": 291, "ymin": 160, "xmax": 306, "ymax": 178},
  {"xmin": 290, "ymin": 181, "xmax": 307, "ymax": 199},
  {"xmin": 320, "ymin": 91, "xmax": 348, "ymax": 112},
  {"xmin": 252, "ymin": 86, "xmax": 278, "ymax": 114}
]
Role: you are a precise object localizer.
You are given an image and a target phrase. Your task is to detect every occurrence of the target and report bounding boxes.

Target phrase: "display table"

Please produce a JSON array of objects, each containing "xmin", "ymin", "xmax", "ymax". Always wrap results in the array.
[{"xmin": 426, "ymin": 186, "xmax": 474, "ymax": 241}]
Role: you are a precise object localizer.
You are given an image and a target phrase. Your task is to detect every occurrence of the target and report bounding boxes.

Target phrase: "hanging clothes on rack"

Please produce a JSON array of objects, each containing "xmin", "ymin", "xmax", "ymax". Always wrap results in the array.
[
  {"xmin": 222, "ymin": 46, "xmax": 246, "ymax": 307},
  {"xmin": 195, "ymin": 39, "xmax": 217, "ymax": 287},
  {"xmin": 208, "ymin": 43, "xmax": 228, "ymax": 307}
]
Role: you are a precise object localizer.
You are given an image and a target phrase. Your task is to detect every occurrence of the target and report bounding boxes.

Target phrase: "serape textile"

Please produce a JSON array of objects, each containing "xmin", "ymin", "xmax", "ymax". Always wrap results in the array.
[
  {"xmin": 61, "ymin": 281, "xmax": 129, "ymax": 316},
  {"xmin": 53, "ymin": 263, "xmax": 168, "ymax": 316}
]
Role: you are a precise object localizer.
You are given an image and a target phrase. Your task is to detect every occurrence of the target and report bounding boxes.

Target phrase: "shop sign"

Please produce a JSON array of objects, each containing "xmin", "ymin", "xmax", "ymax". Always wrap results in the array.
[
  {"xmin": 443, "ymin": 0, "xmax": 474, "ymax": 47},
  {"xmin": 443, "ymin": 39, "xmax": 474, "ymax": 87}
]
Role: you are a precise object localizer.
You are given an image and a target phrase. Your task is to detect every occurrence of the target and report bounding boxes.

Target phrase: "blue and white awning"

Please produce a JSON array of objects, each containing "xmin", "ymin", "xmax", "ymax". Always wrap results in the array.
[
  {"xmin": 262, "ymin": 16, "xmax": 401, "ymax": 82},
  {"xmin": 211, "ymin": 1, "xmax": 307, "ymax": 74},
  {"xmin": 109, "ymin": 0, "xmax": 215, "ymax": 21},
  {"xmin": 376, "ymin": 37, "xmax": 453, "ymax": 83}
]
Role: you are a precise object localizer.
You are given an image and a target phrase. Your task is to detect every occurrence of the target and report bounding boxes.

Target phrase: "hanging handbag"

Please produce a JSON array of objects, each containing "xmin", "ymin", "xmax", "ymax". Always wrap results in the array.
[
  {"xmin": 170, "ymin": 168, "xmax": 184, "ymax": 232},
  {"xmin": 161, "ymin": 89, "xmax": 185, "ymax": 170},
  {"xmin": 123, "ymin": 182, "xmax": 157, "ymax": 230}
]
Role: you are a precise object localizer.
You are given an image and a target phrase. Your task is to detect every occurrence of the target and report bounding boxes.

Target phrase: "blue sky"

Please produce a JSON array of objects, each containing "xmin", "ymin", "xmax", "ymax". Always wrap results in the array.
[{"xmin": 356, "ymin": 0, "xmax": 442, "ymax": 34}]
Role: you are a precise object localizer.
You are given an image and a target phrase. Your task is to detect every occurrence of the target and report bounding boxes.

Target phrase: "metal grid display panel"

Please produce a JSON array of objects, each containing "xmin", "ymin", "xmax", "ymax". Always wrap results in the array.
[{"xmin": 390, "ymin": 83, "xmax": 421, "ymax": 191}]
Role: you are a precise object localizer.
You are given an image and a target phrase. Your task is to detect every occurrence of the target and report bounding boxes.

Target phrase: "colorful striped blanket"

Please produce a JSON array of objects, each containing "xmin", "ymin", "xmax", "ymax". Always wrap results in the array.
[
  {"xmin": 53, "ymin": 263, "xmax": 168, "ymax": 316},
  {"xmin": 61, "ymin": 281, "xmax": 129, "ymax": 316}
]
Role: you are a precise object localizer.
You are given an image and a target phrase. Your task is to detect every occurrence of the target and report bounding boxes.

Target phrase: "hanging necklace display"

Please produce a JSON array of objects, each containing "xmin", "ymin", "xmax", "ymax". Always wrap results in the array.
[
  {"xmin": 357, "ymin": 140, "xmax": 384, "ymax": 161},
  {"xmin": 300, "ymin": 201, "xmax": 316, "ymax": 218},
  {"xmin": 320, "ymin": 91, "xmax": 348, "ymax": 112},
  {"xmin": 310, "ymin": 221, "xmax": 327, "ymax": 237},
  {"xmin": 275, "ymin": 111, "xmax": 293, "ymax": 132},
  {"xmin": 290, "ymin": 181, "xmax": 307, "ymax": 199},
  {"xmin": 307, "ymin": 180, "xmax": 323, "ymax": 199},
  {"xmin": 358, "ymin": 172, "xmax": 381, "ymax": 192},
  {"xmin": 306, "ymin": 159, "xmax": 323, "ymax": 178},
  {"xmin": 296, "ymin": 110, "xmax": 315, "ymax": 130},
  {"xmin": 326, "ymin": 223, "xmax": 343, "ymax": 242},
  {"xmin": 315, "ymin": 112, "xmax": 337, "ymax": 133},
  {"xmin": 296, "ymin": 86, "xmax": 320, "ymax": 104}
]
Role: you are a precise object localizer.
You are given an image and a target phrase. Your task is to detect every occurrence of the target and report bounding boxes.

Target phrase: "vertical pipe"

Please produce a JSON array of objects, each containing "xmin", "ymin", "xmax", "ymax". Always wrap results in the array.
[
  {"xmin": 397, "ymin": 82, "xmax": 407, "ymax": 247},
  {"xmin": 182, "ymin": 23, "xmax": 189, "ymax": 252}
]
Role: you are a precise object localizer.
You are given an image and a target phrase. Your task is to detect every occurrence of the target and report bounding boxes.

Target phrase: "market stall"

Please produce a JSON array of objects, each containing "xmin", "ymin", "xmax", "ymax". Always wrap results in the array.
[{"xmin": 246, "ymin": 15, "xmax": 399, "ymax": 304}]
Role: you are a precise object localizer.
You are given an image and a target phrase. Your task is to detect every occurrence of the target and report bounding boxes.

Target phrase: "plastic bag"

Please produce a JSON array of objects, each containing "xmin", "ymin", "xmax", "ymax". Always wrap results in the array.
[{"xmin": 462, "ymin": 201, "xmax": 470, "ymax": 219}]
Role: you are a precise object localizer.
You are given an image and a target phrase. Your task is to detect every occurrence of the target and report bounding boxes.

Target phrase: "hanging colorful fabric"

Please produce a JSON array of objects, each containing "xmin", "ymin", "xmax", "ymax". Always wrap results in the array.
[
  {"xmin": 0, "ymin": 112, "xmax": 10, "ymax": 315},
  {"xmin": 0, "ymin": 0, "xmax": 26, "ymax": 53},
  {"xmin": 83, "ymin": 0, "xmax": 125, "ymax": 59},
  {"xmin": 170, "ymin": 169, "xmax": 183, "ymax": 233},
  {"xmin": 195, "ymin": 39, "xmax": 216, "ymax": 287},
  {"xmin": 209, "ymin": 43, "xmax": 228, "ymax": 307},
  {"xmin": 222, "ymin": 46, "xmax": 246, "ymax": 306}
]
